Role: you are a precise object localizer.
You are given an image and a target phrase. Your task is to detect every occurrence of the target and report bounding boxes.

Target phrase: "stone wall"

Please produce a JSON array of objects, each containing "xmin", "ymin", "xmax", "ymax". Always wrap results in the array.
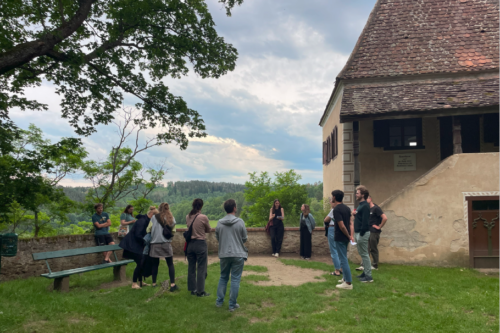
[{"xmin": 0, "ymin": 227, "xmax": 333, "ymax": 281}]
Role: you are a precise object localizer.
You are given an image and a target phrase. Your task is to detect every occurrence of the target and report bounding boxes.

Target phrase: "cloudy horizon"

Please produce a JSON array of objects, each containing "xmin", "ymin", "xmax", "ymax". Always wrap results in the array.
[{"xmin": 11, "ymin": 0, "xmax": 376, "ymax": 187}]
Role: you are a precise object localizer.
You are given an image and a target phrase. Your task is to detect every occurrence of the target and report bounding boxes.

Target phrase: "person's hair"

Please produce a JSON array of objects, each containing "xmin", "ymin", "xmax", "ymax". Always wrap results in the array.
[
  {"xmin": 94, "ymin": 203, "xmax": 103, "ymax": 210},
  {"xmin": 224, "ymin": 199, "xmax": 237, "ymax": 214},
  {"xmin": 158, "ymin": 202, "xmax": 175, "ymax": 227},
  {"xmin": 356, "ymin": 185, "xmax": 369, "ymax": 200},
  {"xmin": 302, "ymin": 204, "xmax": 310, "ymax": 216},
  {"xmin": 271, "ymin": 199, "xmax": 282, "ymax": 213},
  {"xmin": 123, "ymin": 205, "xmax": 133, "ymax": 214},
  {"xmin": 189, "ymin": 198, "xmax": 204, "ymax": 217},
  {"xmin": 148, "ymin": 206, "xmax": 159, "ymax": 215},
  {"xmin": 331, "ymin": 190, "xmax": 344, "ymax": 203}
]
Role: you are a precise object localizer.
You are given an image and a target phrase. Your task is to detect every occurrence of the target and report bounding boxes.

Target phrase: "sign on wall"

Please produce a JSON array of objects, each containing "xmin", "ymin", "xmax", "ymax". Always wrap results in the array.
[{"xmin": 394, "ymin": 153, "xmax": 416, "ymax": 171}]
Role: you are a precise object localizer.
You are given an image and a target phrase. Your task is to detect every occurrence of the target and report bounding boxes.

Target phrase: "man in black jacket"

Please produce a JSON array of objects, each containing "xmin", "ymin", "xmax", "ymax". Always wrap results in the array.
[{"xmin": 354, "ymin": 185, "xmax": 373, "ymax": 283}]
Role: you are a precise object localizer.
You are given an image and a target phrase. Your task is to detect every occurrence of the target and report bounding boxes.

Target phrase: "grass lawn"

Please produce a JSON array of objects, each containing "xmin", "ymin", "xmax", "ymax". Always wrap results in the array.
[{"xmin": 0, "ymin": 259, "xmax": 498, "ymax": 333}]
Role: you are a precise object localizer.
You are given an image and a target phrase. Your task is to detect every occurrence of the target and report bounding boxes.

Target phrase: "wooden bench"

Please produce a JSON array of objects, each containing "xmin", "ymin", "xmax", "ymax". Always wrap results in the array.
[{"xmin": 32, "ymin": 245, "xmax": 134, "ymax": 292}]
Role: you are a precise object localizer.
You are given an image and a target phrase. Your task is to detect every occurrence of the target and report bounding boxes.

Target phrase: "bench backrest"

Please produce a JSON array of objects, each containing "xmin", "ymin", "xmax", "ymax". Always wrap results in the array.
[{"xmin": 32, "ymin": 245, "xmax": 122, "ymax": 261}]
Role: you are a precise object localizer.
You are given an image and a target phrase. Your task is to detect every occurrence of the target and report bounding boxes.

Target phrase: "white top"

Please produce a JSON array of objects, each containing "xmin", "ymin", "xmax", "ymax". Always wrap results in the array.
[{"xmin": 328, "ymin": 209, "xmax": 335, "ymax": 226}]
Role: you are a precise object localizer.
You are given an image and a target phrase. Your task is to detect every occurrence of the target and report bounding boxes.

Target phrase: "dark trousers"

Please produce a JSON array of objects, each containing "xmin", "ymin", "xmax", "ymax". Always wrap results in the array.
[
  {"xmin": 369, "ymin": 232, "xmax": 380, "ymax": 267},
  {"xmin": 151, "ymin": 257, "xmax": 176, "ymax": 284},
  {"xmin": 299, "ymin": 225, "xmax": 312, "ymax": 258},
  {"xmin": 131, "ymin": 253, "xmax": 144, "ymax": 283},
  {"xmin": 270, "ymin": 222, "xmax": 284, "ymax": 254},
  {"xmin": 187, "ymin": 240, "xmax": 208, "ymax": 293}
]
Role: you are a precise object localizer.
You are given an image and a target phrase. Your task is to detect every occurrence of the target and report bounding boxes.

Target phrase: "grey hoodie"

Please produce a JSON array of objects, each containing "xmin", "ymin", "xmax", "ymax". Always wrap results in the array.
[{"xmin": 215, "ymin": 214, "xmax": 248, "ymax": 259}]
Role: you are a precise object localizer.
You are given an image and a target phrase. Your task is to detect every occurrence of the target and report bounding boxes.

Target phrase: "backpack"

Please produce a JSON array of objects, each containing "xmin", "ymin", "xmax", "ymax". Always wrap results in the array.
[
  {"xmin": 183, "ymin": 214, "xmax": 199, "ymax": 256},
  {"xmin": 154, "ymin": 214, "xmax": 173, "ymax": 240}
]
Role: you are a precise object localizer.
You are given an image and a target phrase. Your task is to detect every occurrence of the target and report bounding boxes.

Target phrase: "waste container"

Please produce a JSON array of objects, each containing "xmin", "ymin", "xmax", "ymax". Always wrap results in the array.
[{"xmin": 0, "ymin": 233, "xmax": 18, "ymax": 274}]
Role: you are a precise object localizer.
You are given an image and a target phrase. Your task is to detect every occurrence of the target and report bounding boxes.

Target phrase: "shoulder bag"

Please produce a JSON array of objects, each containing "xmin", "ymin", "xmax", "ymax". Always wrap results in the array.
[{"xmin": 183, "ymin": 214, "xmax": 199, "ymax": 257}]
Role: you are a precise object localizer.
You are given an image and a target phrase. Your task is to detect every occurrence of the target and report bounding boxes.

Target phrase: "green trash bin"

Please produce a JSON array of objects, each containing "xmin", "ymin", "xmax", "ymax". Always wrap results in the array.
[{"xmin": 0, "ymin": 233, "xmax": 18, "ymax": 274}]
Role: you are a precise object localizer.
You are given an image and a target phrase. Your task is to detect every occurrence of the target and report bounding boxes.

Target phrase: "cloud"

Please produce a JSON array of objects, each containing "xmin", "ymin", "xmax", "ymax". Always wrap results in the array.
[{"xmin": 9, "ymin": 0, "xmax": 376, "ymax": 186}]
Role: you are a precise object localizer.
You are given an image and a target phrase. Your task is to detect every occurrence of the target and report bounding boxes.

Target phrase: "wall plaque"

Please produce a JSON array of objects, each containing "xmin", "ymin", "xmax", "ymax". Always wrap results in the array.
[{"xmin": 394, "ymin": 153, "xmax": 416, "ymax": 171}]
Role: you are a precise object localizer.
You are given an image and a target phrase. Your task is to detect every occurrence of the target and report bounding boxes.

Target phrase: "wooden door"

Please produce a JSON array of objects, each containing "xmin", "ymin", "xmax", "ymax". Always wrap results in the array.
[{"xmin": 467, "ymin": 196, "xmax": 499, "ymax": 268}]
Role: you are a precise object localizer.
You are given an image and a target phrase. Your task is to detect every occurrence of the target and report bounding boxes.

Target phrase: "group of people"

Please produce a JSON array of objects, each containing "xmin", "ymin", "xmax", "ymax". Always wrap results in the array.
[
  {"xmin": 321, "ymin": 185, "xmax": 388, "ymax": 290},
  {"xmin": 90, "ymin": 198, "xmax": 248, "ymax": 312},
  {"xmin": 89, "ymin": 184, "xmax": 386, "ymax": 311}
]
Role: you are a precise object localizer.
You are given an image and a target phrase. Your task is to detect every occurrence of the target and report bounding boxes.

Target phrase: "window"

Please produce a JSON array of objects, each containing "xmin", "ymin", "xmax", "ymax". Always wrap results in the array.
[
  {"xmin": 374, "ymin": 118, "xmax": 424, "ymax": 150},
  {"xmin": 322, "ymin": 126, "xmax": 338, "ymax": 165},
  {"xmin": 484, "ymin": 113, "xmax": 499, "ymax": 147}
]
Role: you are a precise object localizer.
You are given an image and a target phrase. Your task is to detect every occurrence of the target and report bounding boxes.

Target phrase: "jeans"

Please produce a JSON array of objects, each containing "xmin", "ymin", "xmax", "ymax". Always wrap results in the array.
[
  {"xmin": 369, "ymin": 232, "xmax": 380, "ymax": 267},
  {"xmin": 355, "ymin": 232, "xmax": 372, "ymax": 277},
  {"xmin": 327, "ymin": 227, "xmax": 341, "ymax": 270},
  {"xmin": 335, "ymin": 241, "xmax": 352, "ymax": 283},
  {"xmin": 187, "ymin": 240, "xmax": 208, "ymax": 293},
  {"xmin": 216, "ymin": 257, "xmax": 245, "ymax": 309}
]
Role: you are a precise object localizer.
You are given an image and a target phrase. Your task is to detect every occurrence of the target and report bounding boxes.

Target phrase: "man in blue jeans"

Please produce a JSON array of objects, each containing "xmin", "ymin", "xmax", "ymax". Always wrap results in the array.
[
  {"xmin": 331, "ymin": 190, "xmax": 354, "ymax": 290},
  {"xmin": 215, "ymin": 199, "xmax": 248, "ymax": 312},
  {"xmin": 324, "ymin": 197, "xmax": 342, "ymax": 276}
]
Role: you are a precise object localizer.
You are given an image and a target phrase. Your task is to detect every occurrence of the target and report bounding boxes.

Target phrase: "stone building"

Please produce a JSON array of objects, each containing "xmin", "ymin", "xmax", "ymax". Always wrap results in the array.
[{"xmin": 319, "ymin": 0, "xmax": 499, "ymax": 267}]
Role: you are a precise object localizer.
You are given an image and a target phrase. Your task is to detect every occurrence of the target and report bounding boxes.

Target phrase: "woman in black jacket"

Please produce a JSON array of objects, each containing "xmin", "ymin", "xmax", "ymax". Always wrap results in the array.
[{"xmin": 119, "ymin": 206, "xmax": 158, "ymax": 289}]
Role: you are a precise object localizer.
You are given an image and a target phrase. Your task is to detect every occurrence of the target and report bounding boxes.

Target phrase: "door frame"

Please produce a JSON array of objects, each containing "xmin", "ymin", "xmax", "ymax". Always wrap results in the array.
[{"xmin": 465, "ymin": 195, "xmax": 499, "ymax": 268}]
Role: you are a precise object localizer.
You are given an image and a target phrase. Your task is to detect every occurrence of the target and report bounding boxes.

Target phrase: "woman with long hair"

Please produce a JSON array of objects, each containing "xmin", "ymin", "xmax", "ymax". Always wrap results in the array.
[
  {"xmin": 186, "ymin": 198, "xmax": 212, "ymax": 297},
  {"xmin": 147, "ymin": 202, "xmax": 179, "ymax": 291},
  {"xmin": 120, "ymin": 205, "xmax": 137, "ymax": 228},
  {"xmin": 119, "ymin": 205, "xmax": 158, "ymax": 289},
  {"xmin": 269, "ymin": 199, "xmax": 285, "ymax": 258},
  {"xmin": 299, "ymin": 204, "xmax": 316, "ymax": 260}
]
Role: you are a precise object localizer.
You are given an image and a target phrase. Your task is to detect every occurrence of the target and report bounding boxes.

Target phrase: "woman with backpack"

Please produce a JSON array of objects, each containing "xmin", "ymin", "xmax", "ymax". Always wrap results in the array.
[
  {"xmin": 299, "ymin": 204, "xmax": 316, "ymax": 260},
  {"xmin": 119, "ymin": 205, "xmax": 158, "ymax": 289},
  {"xmin": 186, "ymin": 198, "xmax": 212, "ymax": 297},
  {"xmin": 147, "ymin": 202, "xmax": 179, "ymax": 291}
]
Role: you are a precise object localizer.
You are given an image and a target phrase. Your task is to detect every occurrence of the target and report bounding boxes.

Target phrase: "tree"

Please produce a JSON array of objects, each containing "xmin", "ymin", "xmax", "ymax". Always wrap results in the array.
[
  {"xmin": 241, "ymin": 170, "xmax": 309, "ymax": 227},
  {"xmin": 1, "ymin": 0, "xmax": 243, "ymax": 149},
  {"xmin": 82, "ymin": 109, "xmax": 166, "ymax": 210}
]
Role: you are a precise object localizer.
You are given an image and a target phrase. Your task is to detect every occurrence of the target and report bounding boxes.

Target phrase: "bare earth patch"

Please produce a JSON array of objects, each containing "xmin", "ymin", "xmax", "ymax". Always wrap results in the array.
[{"xmin": 240, "ymin": 256, "xmax": 327, "ymax": 286}]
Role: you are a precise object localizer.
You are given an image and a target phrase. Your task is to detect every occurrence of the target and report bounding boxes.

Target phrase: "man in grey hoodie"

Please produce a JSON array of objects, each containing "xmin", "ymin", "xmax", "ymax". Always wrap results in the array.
[{"xmin": 215, "ymin": 199, "xmax": 248, "ymax": 312}]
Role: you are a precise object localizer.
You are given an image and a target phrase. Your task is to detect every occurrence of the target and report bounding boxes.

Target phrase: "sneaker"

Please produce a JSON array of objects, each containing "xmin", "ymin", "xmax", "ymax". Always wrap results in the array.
[
  {"xmin": 360, "ymin": 276, "xmax": 374, "ymax": 283},
  {"xmin": 371, "ymin": 265, "xmax": 378, "ymax": 270},
  {"xmin": 336, "ymin": 278, "xmax": 345, "ymax": 284},
  {"xmin": 197, "ymin": 291, "xmax": 211, "ymax": 297},
  {"xmin": 355, "ymin": 266, "xmax": 364, "ymax": 271},
  {"xmin": 356, "ymin": 273, "xmax": 366, "ymax": 279},
  {"xmin": 305, "ymin": 258, "xmax": 310, "ymax": 261},
  {"xmin": 190, "ymin": 290, "xmax": 197, "ymax": 296},
  {"xmin": 275, "ymin": 253, "xmax": 279, "ymax": 258},
  {"xmin": 336, "ymin": 282, "xmax": 353, "ymax": 290},
  {"xmin": 229, "ymin": 304, "xmax": 240, "ymax": 312},
  {"xmin": 169, "ymin": 285, "xmax": 180, "ymax": 292},
  {"xmin": 271, "ymin": 253, "xmax": 276, "ymax": 257}
]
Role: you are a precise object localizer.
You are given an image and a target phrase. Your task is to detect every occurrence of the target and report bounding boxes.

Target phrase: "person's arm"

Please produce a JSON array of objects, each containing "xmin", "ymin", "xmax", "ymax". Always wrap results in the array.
[
  {"xmin": 309, "ymin": 214, "xmax": 316, "ymax": 229},
  {"xmin": 204, "ymin": 216, "xmax": 211, "ymax": 232},
  {"xmin": 241, "ymin": 221, "xmax": 248, "ymax": 243},
  {"xmin": 324, "ymin": 215, "xmax": 332, "ymax": 223},
  {"xmin": 93, "ymin": 216, "xmax": 111, "ymax": 229},
  {"xmin": 333, "ymin": 210, "xmax": 350, "ymax": 239},
  {"xmin": 215, "ymin": 224, "xmax": 219, "ymax": 241},
  {"xmin": 373, "ymin": 211, "xmax": 388, "ymax": 230},
  {"xmin": 349, "ymin": 215, "xmax": 355, "ymax": 241},
  {"xmin": 146, "ymin": 221, "xmax": 153, "ymax": 233},
  {"xmin": 269, "ymin": 208, "xmax": 275, "ymax": 220},
  {"xmin": 280, "ymin": 208, "xmax": 285, "ymax": 220}
]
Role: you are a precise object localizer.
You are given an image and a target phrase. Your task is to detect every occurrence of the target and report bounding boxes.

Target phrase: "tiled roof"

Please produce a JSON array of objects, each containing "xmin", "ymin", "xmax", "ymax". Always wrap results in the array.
[
  {"xmin": 338, "ymin": 0, "xmax": 499, "ymax": 79},
  {"xmin": 339, "ymin": 77, "xmax": 499, "ymax": 121}
]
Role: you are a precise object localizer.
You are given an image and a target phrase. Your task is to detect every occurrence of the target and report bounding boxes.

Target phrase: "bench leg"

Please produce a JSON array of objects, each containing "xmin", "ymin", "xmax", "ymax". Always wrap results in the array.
[
  {"xmin": 113, "ymin": 265, "xmax": 127, "ymax": 282},
  {"xmin": 54, "ymin": 277, "xmax": 70, "ymax": 292}
]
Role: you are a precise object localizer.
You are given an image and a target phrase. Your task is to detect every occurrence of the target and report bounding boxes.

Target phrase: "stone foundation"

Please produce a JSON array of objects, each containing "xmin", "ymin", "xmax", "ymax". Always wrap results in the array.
[{"xmin": 0, "ymin": 227, "xmax": 340, "ymax": 281}]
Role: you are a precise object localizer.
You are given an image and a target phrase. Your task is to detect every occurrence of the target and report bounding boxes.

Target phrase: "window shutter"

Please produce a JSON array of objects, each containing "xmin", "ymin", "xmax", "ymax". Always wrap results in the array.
[
  {"xmin": 373, "ymin": 120, "xmax": 389, "ymax": 147},
  {"xmin": 331, "ymin": 131, "xmax": 335, "ymax": 159},
  {"xmin": 334, "ymin": 126, "xmax": 338, "ymax": 157},
  {"xmin": 322, "ymin": 141, "xmax": 326, "ymax": 164},
  {"xmin": 327, "ymin": 136, "xmax": 331, "ymax": 163},
  {"xmin": 484, "ymin": 113, "xmax": 499, "ymax": 146}
]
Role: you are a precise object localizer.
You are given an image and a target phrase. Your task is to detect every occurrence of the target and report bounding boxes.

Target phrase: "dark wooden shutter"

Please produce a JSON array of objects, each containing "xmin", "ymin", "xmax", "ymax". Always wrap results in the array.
[
  {"xmin": 334, "ymin": 126, "xmax": 338, "ymax": 157},
  {"xmin": 322, "ymin": 141, "xmax": 326, "ymax": 164},
  {"xmin": 373, "ymin": 120, "xmax": 389, "ymax": 147},
  {"xmin": 330, "ymin": 131, "xmax": 334, "ymax": 159},
  {"xmin": 484, "ymin": 113, "xmax": 499, "ymax": 146},
  {"xmin": 327, "ymin": 136, "xmax": 331, "ymax": 163}
]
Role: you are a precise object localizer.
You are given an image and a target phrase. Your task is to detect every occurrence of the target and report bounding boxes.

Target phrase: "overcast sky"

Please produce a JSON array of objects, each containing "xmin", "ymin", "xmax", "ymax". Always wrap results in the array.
[{"xmin": 11, "ymin": 0, "xmax": 376, "ymax": 186}]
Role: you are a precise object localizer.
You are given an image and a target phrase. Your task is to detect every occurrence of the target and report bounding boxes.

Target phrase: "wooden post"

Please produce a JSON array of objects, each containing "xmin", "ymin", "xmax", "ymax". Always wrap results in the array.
[
  {"xmin": 54, "ymin": 277, "xmax": 70, "ymax": 292},
  {"xmin": 113, "ymin": 265, "xmax": 127, "ymax": 282},
  {"xmin": 452, "ymin": 116, "xmax": 463, "ymax": 154}
]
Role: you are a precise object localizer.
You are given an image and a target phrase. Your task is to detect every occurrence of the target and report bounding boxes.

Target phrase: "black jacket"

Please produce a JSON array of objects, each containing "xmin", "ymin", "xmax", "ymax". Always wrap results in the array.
[{"xmin": 119, "ymin": 214, "xmax": 150, "ymax": 255}]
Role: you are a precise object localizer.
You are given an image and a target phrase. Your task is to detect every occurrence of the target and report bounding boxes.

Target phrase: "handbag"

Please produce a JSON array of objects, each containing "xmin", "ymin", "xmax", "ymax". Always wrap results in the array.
[
  {"xmin": 265, "ymin": 218, "xmax": 273, "ymax": 235},
  {"xmin": 183, "ymin": 214, "xmax": 199, "ymax": 256},
  {"xmin": 118, "ymin": 225, "xmax": 129, "ymax": 238}
]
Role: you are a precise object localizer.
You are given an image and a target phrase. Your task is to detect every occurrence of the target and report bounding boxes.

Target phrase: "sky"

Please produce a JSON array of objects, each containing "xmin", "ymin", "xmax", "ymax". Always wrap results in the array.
[{"xmin": 11, "ymin": 0, "xmax": 377, "ymax": 186}]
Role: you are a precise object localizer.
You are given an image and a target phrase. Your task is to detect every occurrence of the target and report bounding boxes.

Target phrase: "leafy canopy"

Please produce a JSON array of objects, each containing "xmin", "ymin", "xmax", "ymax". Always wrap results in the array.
[
  {"xmin": 241, "ymin": 170, "xmax": 309, "ymax": 227},
  {"xmin": 0, "ymin": 0, "xmax": 243, "ymax": 148}
]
